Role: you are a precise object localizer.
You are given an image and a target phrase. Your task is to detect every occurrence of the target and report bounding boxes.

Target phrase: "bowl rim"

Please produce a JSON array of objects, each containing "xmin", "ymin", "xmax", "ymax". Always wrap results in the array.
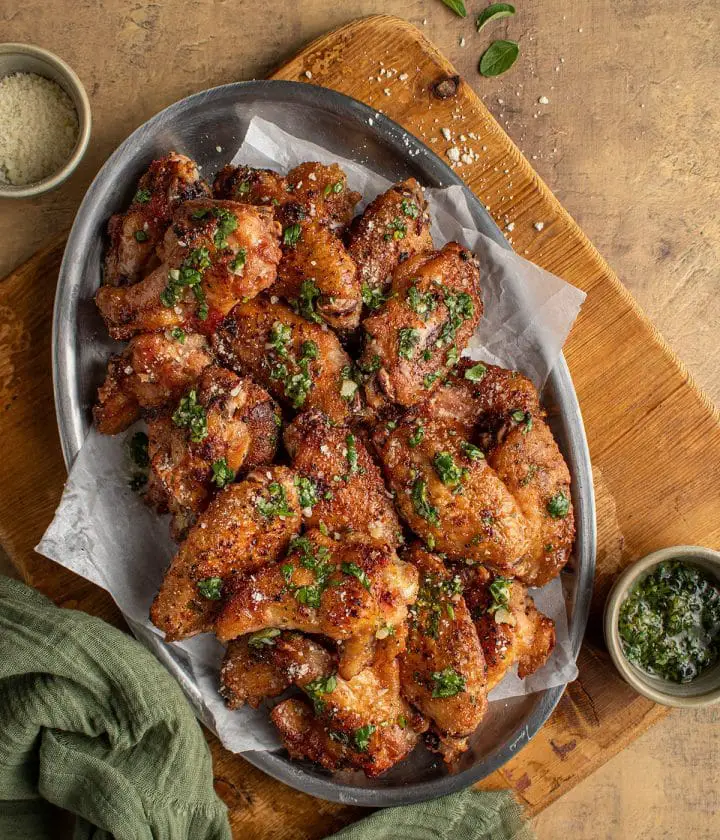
[
  {"xmin": 603, "ymin": 544, "xmax": 720, "ymax": 708},
  {"xmin": 51, "ymin": 78, "xmax": 597, "ymax": 806},
  {"xmin": 0, "ymin": 42, "xmax": 92, "ymax": 198}
]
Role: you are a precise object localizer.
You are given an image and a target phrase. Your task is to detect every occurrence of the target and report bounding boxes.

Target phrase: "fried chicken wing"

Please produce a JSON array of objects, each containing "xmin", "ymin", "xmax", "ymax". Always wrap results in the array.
[
  {"xmin": 271, "ymin": 639, "xmax": 426, "ymax": 777},
  {"xmin": 150, "ymin": 465, "xmax": 301, "ymax": 641},
  {"xmin": 215, "ymin": 530, "xmax": 418, "ymax": 679},
  {"xmin": 104, "ymin": 153, "xmax": 210, "ymax": 287},
  {"xmin": 457, "ymin": 564, "xmax": 556, "ymax": 690},
  {"xmin": 284, "ymin": 411, "xmax": 403, "ymax": 548},
  {"xmin": 212, "ymin": 296, "xmax": 358, "ymax": 423},
  {"xmin": 347, "ymin": 178, "xmax": 433, "ymax": 295},
  {"xmin": 96, "ymin": 200, "xmax": 282, "ymax": 340},
  {"xmin": 93, "ymin": 331, "xmax": 212, "ymax": 435},
  {"xmin": 146, "ymin": 366, "xmax": 280, "ymax": 537},
  {"xmin": 399, "ymin": 545, "xmax": 487, "ymax": 761},
  {"xmin": 212, "ymin": 165, "xmax": 287, "ymax": 207},
  {"xmin": 360, "ymin": 243, "xmax": 482, "ymax": 410}
]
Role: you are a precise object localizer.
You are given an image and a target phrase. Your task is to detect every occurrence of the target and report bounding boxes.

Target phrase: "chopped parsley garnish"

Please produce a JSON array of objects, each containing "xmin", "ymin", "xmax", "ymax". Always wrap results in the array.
[
  {"xmin": 197, "ymin": 577, "xmax": 223, "ymax": 600},
  {"xmin": 409, "ymin": 571, "xmax": 463, "ymax": 638},
  {"xmin": 520, "ymin": 464, "xmax": 538, "ymax": 486},
  {"xmin": 211, "ymin": 458, "xmax": 235, "ymax": 488},
  {"xmin": 303, "ymin": 673, "xmax": 337, "ymax": 712},
  {"xmin": 345, "ymin": 433, "xmax": 360, "ymax": 474},
  {"xmin": 408, "ymin": 423, "xmax": 425, "ymax": 448},
  {"xmin": 423, "ymin": 371, "xmax": 443, "ymax": 389},
  {"xmin": 229, "ymin": 248, "xmax": 246, "ymax": 274},
  {"xmin": 134, "ymin": 188, "xmax": 151, "ymax": 203},
  {"xmin": 464, "ymin": 363, "xmax": 487, "ymax": 382},
  {"xmin": 134, "ymin": 229, "xmax": 149, "ymax": 242},
  {"xmin": 357, "ymin": 355, "xmax": 381, "ymax": 378},
  {"xmin": 281, "ymin": 563, "xmax": 294, "ymax": 584},
  {"xmin": 268, "ymin": 329, "xmax": 317, "ymax": 409},
  {"xmin": 384, "ymin": 217, "xmax": 407, "ymax": 241},
  {"xmin": 160, "ymin": 246, "xmax": 211, "ymax": 319},
  {"xmin": 288, "ymin": 536, "xmax": 333, "ymax": 609},
  {"xmin": 353, "ymin": 724, "xmax": 376, "ymax": 752},
  {"xmin": 342, "ymin": 561, "xmax": 371, "ymax": 590},
  {"xmin": 547, "ymin": 491, "xmax": 570, "ymax": 519},
  {"xmin": 511, "ymin": 409, "xmax": 533, "ymax": 434},
  {"xmin": 437, "ymin": 288, "xmax": 474, "ymax": 347},
  {"xmin": 268, "ymin": 321, "xmax": 292, "ymax": 358},
  {"xmin": 247, "ymin": 628, "xmax": 281, "ymax": 648},
  {"xmin": 212, "ymin": 207, "xmax": 238, "ymax": 249},
  {"xmin": 256, "ymin": 481, "xmax": 294, "ymax": 519},
  {"xmin": 411, "ymin": 478, "xmax": 440, "ymax": 526},
  {"xmin": 361, "ymin": 282, "xmax": 390, "ymax": 310},
  {"xmin": 323, "ymin": 180, "xmax": 344, "ymax": 195},
  {"xmin": 398, "ymin": 327, "xmax": 420, "ymax": 360},
  {"xmin": 170, "ymin": 327, "xmax": 186, "ymax": 343},
  {"xmin": 128, "ymin": 431, "xmax": 149, "ymax": 468},
  {"xmin": 283, "ymin": 223, "xmax": 302, "ymax": 246},
  {"xmin": 172, "ymin": 389, "xmax": 208, "ymax": 442},
  {"xmin": 295, "ymin": 279, "xmax": 322, "ymax": 323},
  {"xmin": 295, "ymin": 475, "xmax": 318, "ymax": 510},
  {"xmin": 461, "ymin": 441, "xmax": 484, "ymax": 461},
  {"xmin": 487, "ymin": 577, "xmax": 512, "ymax": 615},
  {"xmin": 236, "ymin": 179, "xmax": 251, "ymax": 195},
  {"xmin": 430, "ymin": 668, "xmax": 466, "ymax": 698},
  {"xmin": 433, "ymin": 452, "xmax": 466, "ymax": 486},
  {"xmin": 401, "ymin": 198, "xmax": 420, "ymax": 218},
  {"xmin": 407, "ymin": 284, "xmax": 436, "ymax": 319}
]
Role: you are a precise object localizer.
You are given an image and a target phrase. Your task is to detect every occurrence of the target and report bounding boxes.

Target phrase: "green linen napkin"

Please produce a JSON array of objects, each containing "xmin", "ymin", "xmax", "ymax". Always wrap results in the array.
[{"xmin": 0, "ymin": 575, "xmax": 534, "ymax": 840}]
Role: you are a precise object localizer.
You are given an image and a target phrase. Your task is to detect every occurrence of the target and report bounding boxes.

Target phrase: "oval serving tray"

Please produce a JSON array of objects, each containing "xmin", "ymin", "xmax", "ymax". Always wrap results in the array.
[{"xmin": 52, "ymin": 80, "xmax": 596, "ymax": 807}]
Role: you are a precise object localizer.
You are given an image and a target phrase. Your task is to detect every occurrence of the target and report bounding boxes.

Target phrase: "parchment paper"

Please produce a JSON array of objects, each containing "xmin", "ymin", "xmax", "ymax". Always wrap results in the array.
[{"xmin": 37, "ymin": 116, "xmax": 586, "ymax": 754}]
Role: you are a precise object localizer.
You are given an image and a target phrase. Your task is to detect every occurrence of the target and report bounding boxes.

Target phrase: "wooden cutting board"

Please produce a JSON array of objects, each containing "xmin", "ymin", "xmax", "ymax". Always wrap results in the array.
[{"xmin": 2, "ymin": 14, "xmax": 719, "ymax": 838}]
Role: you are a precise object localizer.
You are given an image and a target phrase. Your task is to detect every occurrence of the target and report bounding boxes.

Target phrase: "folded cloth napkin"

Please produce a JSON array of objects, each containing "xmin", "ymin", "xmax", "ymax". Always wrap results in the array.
[{"xmin": 0, "ymin": 575, "xmax": 534, "ymax": 840}]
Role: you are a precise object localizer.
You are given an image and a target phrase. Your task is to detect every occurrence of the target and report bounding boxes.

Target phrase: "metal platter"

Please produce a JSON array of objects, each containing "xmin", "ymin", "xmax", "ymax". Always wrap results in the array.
[{"xmin": 52, "ymin": 80, "xmax": 596, "ymax": 807}]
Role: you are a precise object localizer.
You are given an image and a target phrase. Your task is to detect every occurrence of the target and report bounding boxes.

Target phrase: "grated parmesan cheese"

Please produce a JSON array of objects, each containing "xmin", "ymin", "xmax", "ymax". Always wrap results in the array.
[{"xmin": 0, "ymin": 72, "xmax": 79, "ymax": 185}]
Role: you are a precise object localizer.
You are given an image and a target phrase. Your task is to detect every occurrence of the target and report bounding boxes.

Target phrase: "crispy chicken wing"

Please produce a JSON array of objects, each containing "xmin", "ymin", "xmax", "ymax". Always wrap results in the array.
[
  {"xmin": 347, "ymin": 178, "xmax": 433, "ymax": 295},
  {"xmin": 284, "ymin": 411, "xmax": 403, "ymax": 548},
  {"xmin": 104, "ymin": 152, "xmax": 210, "ymax": 287},
  {"xmin": 360, "ymin": 242, "xmax": 482, "ymax": 410},
  {"xmin": 96, "ymin": 200, "xmax": 282, "ymax": 340},
  {"xmin": 150, "ymin": 465, "xmax": 301, "ymax": 641},
  {"xmin": 214, "ymin": 530, "xmax": 418, "ymax": 679},
  {"xmin": 457, "ymin": 564, "xmax": 556, "ymax": 690},
  {"xmin": 399, "ymin": 545, "xmax": 487, "ymax": 761},
  {"xmin": 145, "ymin": 366, "xmax": 280, "ymax": 537},
  {"xmin": 270, "ymin": 638, "xmax": 426, "ymax": 777},
  {"xmin": 212, "ymin": 296, "xmax": 358, "ymax": 423},
  {"xmin": 93, "ymin": 331, "xmax": 212, "ymax": 435},
  {"xmin": 427, "ymin": 361, "xmax": 574, "ymax": 586}
]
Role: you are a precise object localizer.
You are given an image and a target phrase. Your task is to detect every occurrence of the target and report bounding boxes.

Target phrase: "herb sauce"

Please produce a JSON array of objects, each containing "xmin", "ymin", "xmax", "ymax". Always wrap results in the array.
[{"xmin": 618, "ymin": 561, "xmax": 720, "ymax": 683}]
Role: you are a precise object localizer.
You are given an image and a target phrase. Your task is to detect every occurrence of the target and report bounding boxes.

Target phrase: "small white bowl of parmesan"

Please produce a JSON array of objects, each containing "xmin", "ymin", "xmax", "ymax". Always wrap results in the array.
[{"xmin": 0, "ymin": 43, "xmax": 91, "ymax": 198}]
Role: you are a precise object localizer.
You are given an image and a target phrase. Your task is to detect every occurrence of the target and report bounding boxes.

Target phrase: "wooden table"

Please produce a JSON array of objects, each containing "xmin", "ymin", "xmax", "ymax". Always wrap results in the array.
[{"xmin": 1, "ymin": 2, "xmax": 718, "ymax": 837}]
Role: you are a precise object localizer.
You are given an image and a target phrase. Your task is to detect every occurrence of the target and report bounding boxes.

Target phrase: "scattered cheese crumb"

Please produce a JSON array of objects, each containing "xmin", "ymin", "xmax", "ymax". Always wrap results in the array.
[
  {"xmin": 399, "ymin": 73, "xmax": 409, "ymax": 81},
  {"xmin": 534, "ymin": 221, "xmax": 545, "ymax": 231},
  {"xmin": 215, "ymin": 145, "xmax": 222, "ymax": 152},
  {"xmin": 383, "ymin": 87, "xmax": 391, "ymax": 96},
  {"xmin": 538, "ymin": 96, "xmax": 549, "ymax": 105},
  {"xmin": 441, "ymin": 127, "xmax": 451, "ymax": 141},
  {"xmin": 506, "ymin": 222, "xmax": 515, "ymax": 232},
  {"xmin": 447, "ymin": 147, "xmax": 461, "ymax": 162},
  {"xmin": 459, "ymin": 37, "xmax": 466, "ymax": 47},
  {"xmin": 304, "ymin": 70, "xmax": 312, "ymax": 79}
]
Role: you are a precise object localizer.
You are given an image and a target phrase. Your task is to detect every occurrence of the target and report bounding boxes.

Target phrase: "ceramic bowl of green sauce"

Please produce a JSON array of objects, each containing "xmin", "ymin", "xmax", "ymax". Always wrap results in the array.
[{"xmin": 604, "ymin": 546, "xmax": 720, "ymax": 707}]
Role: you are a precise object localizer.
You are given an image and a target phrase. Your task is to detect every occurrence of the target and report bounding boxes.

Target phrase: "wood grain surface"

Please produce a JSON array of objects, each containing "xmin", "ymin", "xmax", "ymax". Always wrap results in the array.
[{"xmin": 0, "ymin": 3, "xmax": 718, "ymax": 838}]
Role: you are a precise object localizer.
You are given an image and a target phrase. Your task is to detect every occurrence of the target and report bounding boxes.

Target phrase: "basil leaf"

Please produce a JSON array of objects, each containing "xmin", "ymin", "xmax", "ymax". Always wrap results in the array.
[
  {"xmin": 476, "ymin": 3, "xmax": 515, "ymax": 32},
  {"xmin": 439, "ymin": 0, "xmax": 467, "ymax": 17},
  {"xmin": 479, "ymin": 40, "xmax": 519, "ymax": 77}
]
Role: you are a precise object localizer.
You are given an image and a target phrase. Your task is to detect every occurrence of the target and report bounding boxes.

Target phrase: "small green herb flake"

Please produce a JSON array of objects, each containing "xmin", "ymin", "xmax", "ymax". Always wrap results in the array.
[
  {"xmin": 361, "ymin": 282, "xmax": 390, "ymax": 310},
  {"xmin": 256, "ymin": 482, "xmax": 294, "ymax": 519},
  {"xmin": 511, "ymin": 409, "xmax": 533, "ymax": 434},
  {"xmin": 304, "ymin": 673, "xmax": 337, "ymax": 712},
  {"xmin": 283, "ymin": 223, "xmax": 302, "ymax": 246},
  {"xmin": 342, "ymin": 561, "xmax": 371, "ymax": 590},
  {"xmin": 197, "ymin": 577, "xmax": 223, "ymax": 600},
  {"xmin": 134, "ymin": 188, "xmax": 151, "ymax": 204},
  {"xmin": 487, "ymin": 576, "xmax": 512, "ymax": 614},
  {"xmin": 345, "ymin": 433, "xmax": 360, "ymax": 475},
  {"xmin": 398, "ymin": 327, "xmax": 420, "ymax": 360},
  {"xmin": 128, "ymin": 431, "xmax": 149, "ymax": 468},
  {"xmin": 268, "ymin": 321, "xmax": 292, "ymax": 358},
  {"xmin": 384, "ymin": 217, "xmax": 407, "ymax": 241},
  {"xmin": 431, "ymin": 668, "xmax": 466, "ymax": 698},
  {"xmin": 547, "ymin": 491, "xmax": 570, "ymax": 519},
  {"xmin": 461, "ymin": 441, "xmax": 484, "ymax": 461},
  {"xmin": 170, "ymin": 327, "xmax": 186, "ymax": 343},
  {"xmin": 134, "ymin": 229, "xmax": 149, "ymax": 242},
  {"xmin": 476, "ymin": 3, "xmax": 515, "ymax": 33},
  {"xmin": 212, "ymin": 207, "xmax": 238, "ymax": 249},
  {"xmin": 401, "ymin": 198, "xmax": 420, "ymax": 218},
  {"xmin": 296, "ymin": 279, "xmax": 322, "ymax": 323},
  {"xmin": 408, "ymin": 423, "xmax": 425, "ymax": 449},
  {"xmin": 248, "ymin": 628, "xmax": 281, "ymax": 648},
  {"xmin": 464, "ymin": 363, "xmax": 487, "ymax": 382},
  {"xmin": 294, "ymin": 475, "xmax": 318, "ymax": 510},
  {"xmin": 229, "ymin": 248, "xmax": 246, "ymax": 274},
  {"xmin": 411, "ymin": 478, "xmax": 440, "ymax": 526},
  {"xmin": 172, "ymin": 390, "xmax": 208, "ymax": 442},
  {"xmin": 423, "ymin": 371, "xmax": 442, "ymax": 389},
  {"xmin": 438, "ymin": 0, "xmax": 467, "ymax": 17},
  {"xmin": 407, "ymin": 284, "xmax": 437, "ymax": 320},
  {"xmin": 211, "ymin": 458, "xmax": 235, "ymax": 489},
  {"xmin": 353, "ymin": 723, "xmax": 376, "ymax": 752},
  {"xmin": 433, "ymin": 451, "xmax": 466, "ymax": 486},
  {"xmin": 479, "ymin": 40, "xmax": 520, "ymax": 78}
]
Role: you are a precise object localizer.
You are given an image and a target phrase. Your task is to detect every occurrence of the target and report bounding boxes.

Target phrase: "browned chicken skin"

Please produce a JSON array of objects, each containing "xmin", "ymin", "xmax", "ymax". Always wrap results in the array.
[
  {"xmin": 96, "ymin": 200, "xmax": 282, "ymax": 340},
  {"xmin": 215, "ymin": 530, "xmax": 419, "ymax": 679},
  {"xmin": 104, "ymin": 152, "xmax": 210, "ymax": 287},
  {"xmin": 212, "ymin": 296, "xmax": 359, "ymax": 423},
  {"xmin": 399, "ymin": 545, "xmax": 488, "ymax": 761},
  {"xmin": 93, "ymin": 331, "xmax": 212, "ymax": 435},
  {"xmin": 284, "ymin": 410, "xmax": 403, "ymax": 548},
  {"xmin": 360, "ymin": 242, "xmax": 483, "ymax": 410},
  {"xmin": 347, "ymin": 178, "xmax": 434, "ymax": 295},
  {"xmin": 457, "ymin": 564, "xmax": 556, "ymax": 690},
  {"xmin": 150, "ymin": 465, "xmax": 301, "ymax": 641},
  {"xmin": 145, "ymin": 366, "xmax": 280, "ymax": 537}
]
